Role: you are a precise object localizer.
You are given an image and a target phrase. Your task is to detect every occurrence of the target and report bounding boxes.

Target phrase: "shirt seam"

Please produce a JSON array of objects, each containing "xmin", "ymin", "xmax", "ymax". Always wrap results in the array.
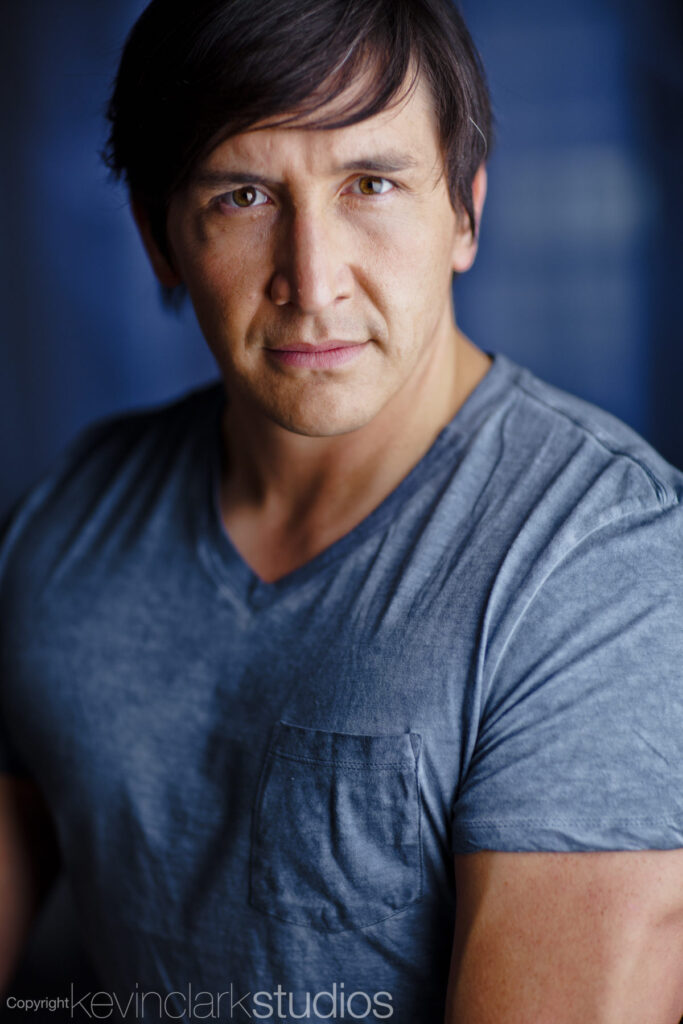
[
  {"xmin": 512, "ymin": 376, "xmax": 679, "ymax": 509},
  {"xmin": 270, "ymin": 750, "xmax": 415, "ymax": 770},
  {"xmin": 454, "ymin": 816, "xmax": 681, "ymax": 828}
]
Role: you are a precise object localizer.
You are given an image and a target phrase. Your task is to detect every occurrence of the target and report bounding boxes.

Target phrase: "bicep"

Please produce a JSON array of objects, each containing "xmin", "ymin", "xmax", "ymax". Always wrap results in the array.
[
  {"xmin": 0, "ymin": 774, "xmax": 60, "ymax": 993},
  {"xmin": 446, "ymin": 848, "xmax": 683, "ymax": 1024}
]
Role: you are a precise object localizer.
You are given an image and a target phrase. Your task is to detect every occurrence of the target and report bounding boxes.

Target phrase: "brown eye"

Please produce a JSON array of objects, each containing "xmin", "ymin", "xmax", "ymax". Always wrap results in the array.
[
  {"xmin": 221, "ymin": 186, "xmax": 269, "ymax": 209},
  {"xmin": 233, "ymin": 186, "xmax": 258, "ymax": 207},
  {"xmin": 355, "ymin": 176, "xmax": 393, "ymax": 196}
]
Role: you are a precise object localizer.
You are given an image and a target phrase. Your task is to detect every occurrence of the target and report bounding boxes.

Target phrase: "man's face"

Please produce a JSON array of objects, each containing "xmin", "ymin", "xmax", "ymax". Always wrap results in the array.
[{"xmin": 151, "ymin": 76, "xmax": 482, "ymax": 437}]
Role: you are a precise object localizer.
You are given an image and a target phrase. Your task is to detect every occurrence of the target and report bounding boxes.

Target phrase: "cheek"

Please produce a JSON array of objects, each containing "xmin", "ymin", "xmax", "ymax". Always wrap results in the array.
[
  {"xmin": 170, "ymin": 210, "xmax": 272, "ymax": 316},
  {"xmin": 359, "ymin": 223, "xmax": 454, "ymax": 327},
  {"xmin": 362, "ymin": 209, "xmax": 455, "ymax": 288},
  {"xmin": 183, "ymin": 245, "xmax": 268, "ymax": 334}
]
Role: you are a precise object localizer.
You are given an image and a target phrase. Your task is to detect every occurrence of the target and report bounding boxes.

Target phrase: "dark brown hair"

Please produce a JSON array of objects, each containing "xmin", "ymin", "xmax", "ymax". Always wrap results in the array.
[{"xmin": 105, "ymin": 0, "xmax": 493, "ymax": 255}]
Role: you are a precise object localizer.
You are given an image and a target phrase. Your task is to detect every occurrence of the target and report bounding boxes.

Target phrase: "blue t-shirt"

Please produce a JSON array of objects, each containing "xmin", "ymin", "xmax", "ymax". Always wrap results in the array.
[{"xmin": 1, "ymin": 354, "xmax": 682, "ymax": 1022}]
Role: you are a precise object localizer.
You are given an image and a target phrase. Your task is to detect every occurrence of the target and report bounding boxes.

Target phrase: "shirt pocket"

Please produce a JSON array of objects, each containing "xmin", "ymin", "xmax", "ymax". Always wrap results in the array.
[{"xmin": 249, "ymin": 722, "xmax": 423, "ymax": 932}]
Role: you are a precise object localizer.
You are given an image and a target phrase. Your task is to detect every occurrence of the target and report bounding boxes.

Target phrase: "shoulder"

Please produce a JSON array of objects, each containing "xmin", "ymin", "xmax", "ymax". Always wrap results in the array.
[
  {"xmin": 0, "ymin": 380, "xmax": 223, "ymax": 589},
  {"xmin": 452, "ymin": 362, "xmax": 683, "ymax": 859},
  {"xmin": 480, "ymin": 358, "xmax": 683, "ymax": 628},
  {"xmin": 496, "ymin": 355, "xmax": 682, "ymax": 511},
  {"xmin": 472, "ymin": 357, "xmax": 683, "ymax": 592}
]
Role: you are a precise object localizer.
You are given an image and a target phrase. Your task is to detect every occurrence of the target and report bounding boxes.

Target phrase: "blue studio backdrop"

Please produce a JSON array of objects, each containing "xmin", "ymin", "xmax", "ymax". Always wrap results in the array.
[
  {"xmin": 0, "ymin": 0, "xmax": 681, "ymax": 1007},
  {"xmin": 1, "ymin": 0, "xmax": 682, "ymax": 520}
]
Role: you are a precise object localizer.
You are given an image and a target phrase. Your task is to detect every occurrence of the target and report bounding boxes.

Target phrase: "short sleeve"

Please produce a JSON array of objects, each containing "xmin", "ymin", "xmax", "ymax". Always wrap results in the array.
[
  {"xmin": 452, "ymin": 502, "xmax": 683, "ymax": 853},
  {"xmin": 0, "ymin": 423, "xmax": 113, "ymax": 781}
]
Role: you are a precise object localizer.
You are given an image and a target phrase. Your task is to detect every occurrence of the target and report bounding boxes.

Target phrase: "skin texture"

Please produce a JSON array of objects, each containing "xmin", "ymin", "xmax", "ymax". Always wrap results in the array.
[{"xmin": 448, "ymin": 849, "xmax": 683, "ymax": 1023}]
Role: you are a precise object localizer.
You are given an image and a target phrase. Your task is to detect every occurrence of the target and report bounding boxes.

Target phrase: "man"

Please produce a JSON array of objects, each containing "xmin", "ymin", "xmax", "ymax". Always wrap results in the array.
[{"xmin": 1, "ymin": 0, "xmax": 682, "ymax": 1020}]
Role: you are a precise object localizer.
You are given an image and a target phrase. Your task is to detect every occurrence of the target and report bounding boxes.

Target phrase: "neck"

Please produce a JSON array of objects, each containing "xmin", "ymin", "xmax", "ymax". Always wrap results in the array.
[{"xmin": 218, "ymin": 327, "xmax": 491, "ymax": 580}]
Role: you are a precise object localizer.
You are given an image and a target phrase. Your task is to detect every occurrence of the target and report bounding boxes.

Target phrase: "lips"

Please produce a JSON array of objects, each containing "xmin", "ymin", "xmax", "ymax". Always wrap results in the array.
[
  {"xmin": 267, "ymin": 340, "xmax": 364, "ymax": 352},
  {"xmin": 265, "ymin": 340, "xmax": 369, "ymax": 369}
]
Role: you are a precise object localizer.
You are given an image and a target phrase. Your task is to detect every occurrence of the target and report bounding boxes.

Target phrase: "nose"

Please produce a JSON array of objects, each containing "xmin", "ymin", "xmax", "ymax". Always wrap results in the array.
[{"xmin": 269, "ymin": 208, "xmax": 351, "ymax": 313}]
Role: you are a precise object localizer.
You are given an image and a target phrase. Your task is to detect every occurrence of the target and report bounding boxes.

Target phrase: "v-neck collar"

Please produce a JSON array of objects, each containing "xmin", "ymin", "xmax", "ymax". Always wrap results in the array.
[{"xmin": 195, "ymin": 352, "xmax": 514, "ymax": 610}]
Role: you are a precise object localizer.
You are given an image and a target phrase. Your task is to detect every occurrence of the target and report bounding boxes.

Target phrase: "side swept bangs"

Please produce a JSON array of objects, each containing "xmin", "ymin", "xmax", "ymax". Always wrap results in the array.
[{"xmin": 105, "ymin": 0, "xmax": 492, "ymax": 259}]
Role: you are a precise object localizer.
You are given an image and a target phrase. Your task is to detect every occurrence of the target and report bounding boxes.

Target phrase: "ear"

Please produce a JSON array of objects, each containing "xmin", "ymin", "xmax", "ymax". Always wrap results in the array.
[
  {"xmin": 131, "ymin": 196, "xmax": 183, "ymax": 289},
  {"xmin": 451, "ymin": 164, "xmax": 488, "ymax": 274}
]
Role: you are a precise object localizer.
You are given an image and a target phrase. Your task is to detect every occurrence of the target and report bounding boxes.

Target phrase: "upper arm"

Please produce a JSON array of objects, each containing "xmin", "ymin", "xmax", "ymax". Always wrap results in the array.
[
  {"xmin": 446, "ymin": 848, "xmax": 683, "ymax": 1024},
  {"xmin": 0, "ymin": 774, "xmax": 61, "ymax": 993}
]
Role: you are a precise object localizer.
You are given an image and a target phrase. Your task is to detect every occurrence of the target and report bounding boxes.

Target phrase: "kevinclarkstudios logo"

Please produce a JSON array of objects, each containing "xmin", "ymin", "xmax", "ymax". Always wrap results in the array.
[{"xmin": 5, "ymin": 982, "xmax": 394, "ymax": 1019}]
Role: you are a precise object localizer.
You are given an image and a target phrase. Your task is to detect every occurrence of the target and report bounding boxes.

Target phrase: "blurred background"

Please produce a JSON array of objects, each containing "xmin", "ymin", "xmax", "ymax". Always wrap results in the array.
[
  {"xmin": 462, "ymin": 0, "xmax": 682, "ymax": 467},
  {"xmin": 1, "ymin": 0, "xmax": 682, "ymax": 523},
  {"xmin": 0, "ymin": 0, "xmax": 681, "ymax": 1010}
]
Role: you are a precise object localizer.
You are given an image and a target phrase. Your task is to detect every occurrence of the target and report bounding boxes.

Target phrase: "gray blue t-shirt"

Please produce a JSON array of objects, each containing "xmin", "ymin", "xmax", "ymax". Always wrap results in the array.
[{"xmin": 1, "ymin": 354, "xmax": 682, "ymax": 1022}]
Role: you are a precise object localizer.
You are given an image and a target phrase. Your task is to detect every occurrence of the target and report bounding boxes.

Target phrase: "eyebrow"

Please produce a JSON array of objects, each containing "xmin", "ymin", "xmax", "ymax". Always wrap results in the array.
[
  {"xmin": 191, "ymin": 152, "xmax": 421, "ymax": 189},
  {"xmin": 337, "ymin": 153, "xmax": 420, "ymax": 174}
]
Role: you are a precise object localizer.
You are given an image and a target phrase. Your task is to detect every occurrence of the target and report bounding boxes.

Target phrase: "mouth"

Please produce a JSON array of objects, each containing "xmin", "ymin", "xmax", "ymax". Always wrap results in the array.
[{"xmin": 265, "ymin": 340, "xmax": 369, "ymax": 369}]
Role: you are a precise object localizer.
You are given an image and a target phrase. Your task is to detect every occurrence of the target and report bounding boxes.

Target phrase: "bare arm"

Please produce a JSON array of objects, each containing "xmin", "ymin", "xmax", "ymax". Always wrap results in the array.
[
  {"xmin": 446, "ymin": 848, "xmax": 683, "ymax": 1024},
  {"xmin": 0, "ymin": 775, "xmax": 61, "ymax": 994}
]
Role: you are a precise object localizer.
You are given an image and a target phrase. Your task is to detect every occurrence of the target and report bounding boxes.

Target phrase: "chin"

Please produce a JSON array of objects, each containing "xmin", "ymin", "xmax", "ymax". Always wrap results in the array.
[{"xmin": 263, "ymin": 393, "xmax": 379, "ymax": 438}]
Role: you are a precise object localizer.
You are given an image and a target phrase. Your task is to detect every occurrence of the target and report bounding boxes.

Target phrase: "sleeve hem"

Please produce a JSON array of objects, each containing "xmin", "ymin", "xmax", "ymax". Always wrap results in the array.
[{"xmin": 451, "ymin": 818, "xmax": 683, "ymax": 853}]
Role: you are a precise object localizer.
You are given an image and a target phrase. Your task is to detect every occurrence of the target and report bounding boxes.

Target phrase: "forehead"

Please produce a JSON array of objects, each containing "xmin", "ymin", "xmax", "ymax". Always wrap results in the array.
[{"xmin": 196, "ymin": 75, "xmax": 442, "ymax": 179}]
